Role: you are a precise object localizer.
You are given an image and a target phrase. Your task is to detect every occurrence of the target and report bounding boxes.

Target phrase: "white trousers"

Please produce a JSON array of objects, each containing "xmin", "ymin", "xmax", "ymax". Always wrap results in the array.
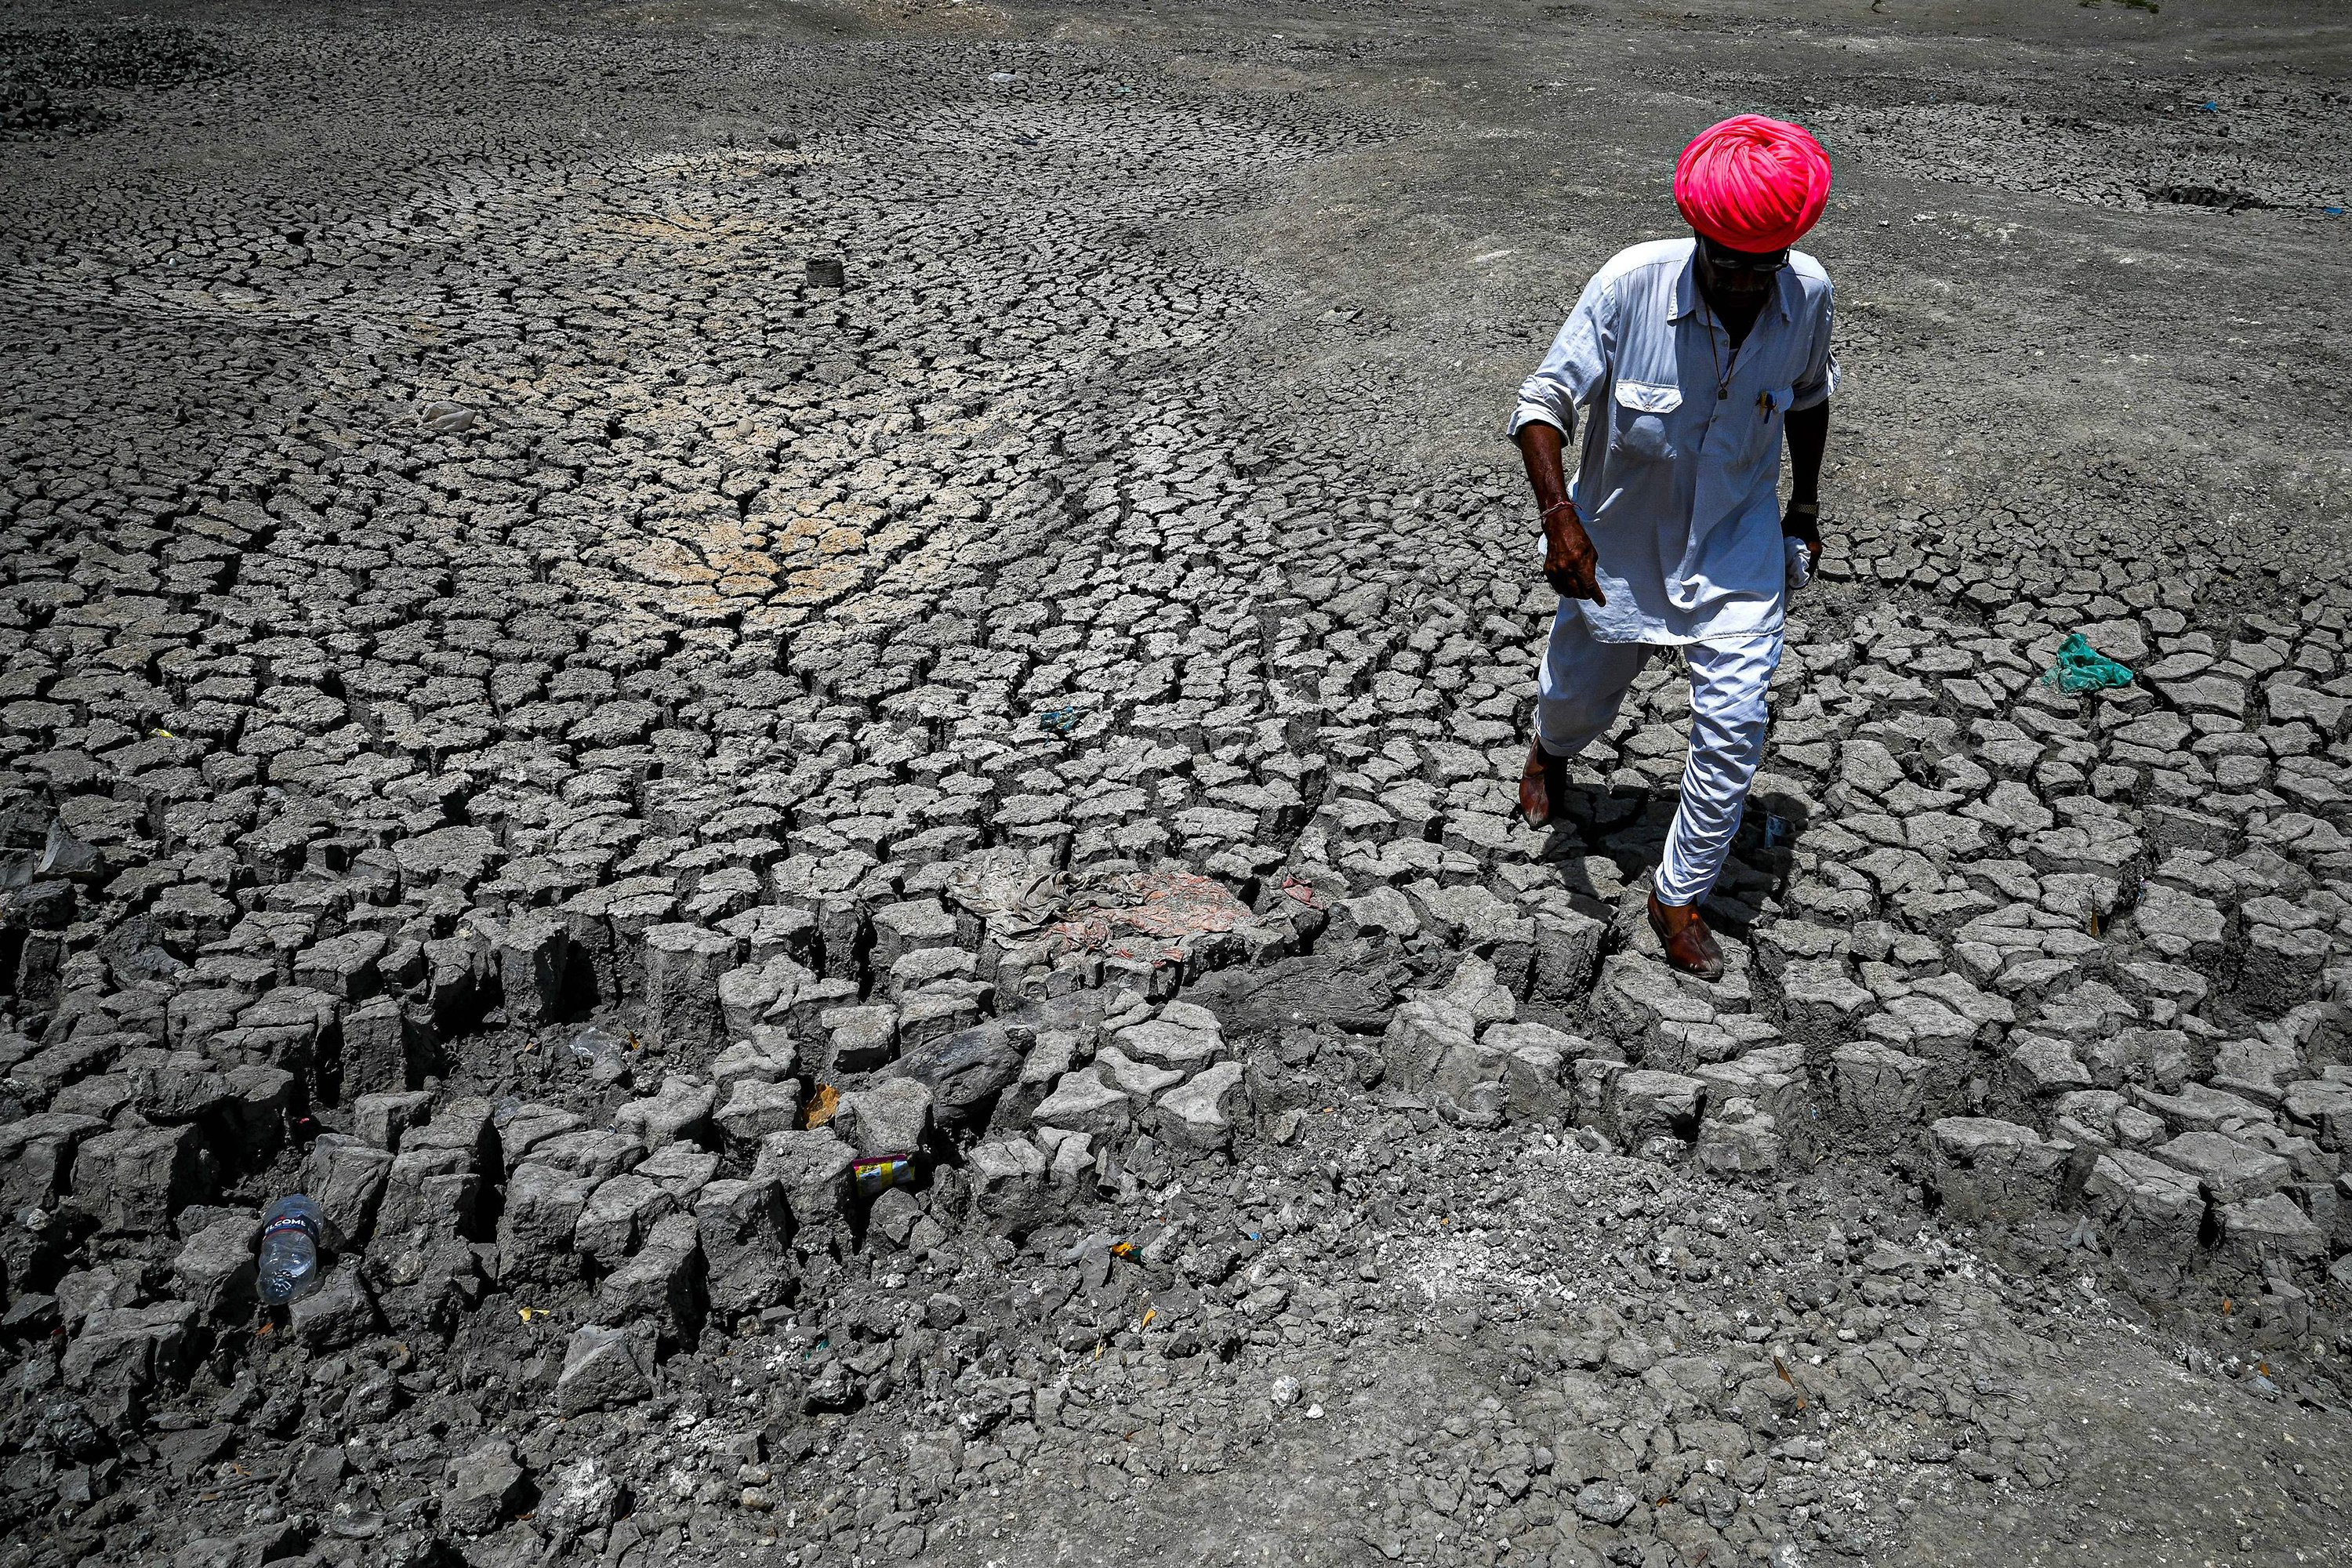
[{"xmin": 1534, "ymin": 607, "xmax": 1782, "ymax": 908}]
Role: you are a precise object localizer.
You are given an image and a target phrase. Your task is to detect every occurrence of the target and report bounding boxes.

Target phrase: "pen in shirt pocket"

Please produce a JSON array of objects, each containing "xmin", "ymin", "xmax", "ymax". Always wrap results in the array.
[{"xmin": 1757, "ymin": 389, "xmax": 1777, "ymax": 418}]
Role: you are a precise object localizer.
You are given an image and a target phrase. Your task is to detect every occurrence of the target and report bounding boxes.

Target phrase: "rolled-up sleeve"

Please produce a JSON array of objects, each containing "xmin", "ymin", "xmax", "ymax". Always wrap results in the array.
[
  {"xmin": 1789, "ymin": 282, "xmax": 1838, "ymax": 411},
  {"xmin": 1510, "ymin": 271, "xmax": 1615, "ymax": 438}
]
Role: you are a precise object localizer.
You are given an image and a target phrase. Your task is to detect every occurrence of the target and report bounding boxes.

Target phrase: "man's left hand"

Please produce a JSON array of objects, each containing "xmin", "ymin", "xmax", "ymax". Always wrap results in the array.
[
  {"xmin": 1783, "ymin": 501, "xmax": 1821, "ymax": 590},
  {"xmin": 1783, "ymin": 501, "xmax": 1820, "ymax": 557}
]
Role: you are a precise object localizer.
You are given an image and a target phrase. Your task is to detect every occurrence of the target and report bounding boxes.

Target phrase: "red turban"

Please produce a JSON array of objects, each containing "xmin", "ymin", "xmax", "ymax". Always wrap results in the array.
[{"xmin": 1674, "ymin": 114, "xmax": 1832, "ymax": 253}]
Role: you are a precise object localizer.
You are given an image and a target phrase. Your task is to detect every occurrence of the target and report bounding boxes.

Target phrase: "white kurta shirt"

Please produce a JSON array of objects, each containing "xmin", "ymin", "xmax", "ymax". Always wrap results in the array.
[{"xmin": 1511, "ymin": 238, "xmax": 1838, "ymax": 645}]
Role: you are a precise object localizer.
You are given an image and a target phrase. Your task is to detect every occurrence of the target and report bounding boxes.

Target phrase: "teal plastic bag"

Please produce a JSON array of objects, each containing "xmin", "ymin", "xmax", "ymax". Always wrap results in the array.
[{"xmin": 2041, "ymin": 633, "xmax": 2134, "ymax": 694}]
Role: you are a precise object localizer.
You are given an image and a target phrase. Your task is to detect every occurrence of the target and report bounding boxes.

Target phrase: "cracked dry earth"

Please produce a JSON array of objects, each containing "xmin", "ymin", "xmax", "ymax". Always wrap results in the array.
[{"xmin": 5, "ymin": 2, "xmax": 2352, "ymax": 1567}]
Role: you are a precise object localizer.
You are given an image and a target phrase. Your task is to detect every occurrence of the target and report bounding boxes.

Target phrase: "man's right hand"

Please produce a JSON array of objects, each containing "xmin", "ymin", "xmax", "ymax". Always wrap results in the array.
[
  {"xmin": 1516, "ymin": 422, "xmax": 1605, "ymax": 605},
  {"xmin": 1543, "ymin": 506, "xmax": 1606, "ymax": 604}
]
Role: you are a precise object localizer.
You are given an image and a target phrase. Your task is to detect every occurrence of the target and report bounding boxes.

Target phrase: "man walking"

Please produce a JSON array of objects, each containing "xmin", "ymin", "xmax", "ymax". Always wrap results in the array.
[{"xmin": 1511, "ymin": 114, "xmax": 1837, "ymax": 981}]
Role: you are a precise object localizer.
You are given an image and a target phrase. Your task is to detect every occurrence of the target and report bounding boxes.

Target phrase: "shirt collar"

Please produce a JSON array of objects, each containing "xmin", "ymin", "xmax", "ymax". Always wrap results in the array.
[
  {"xmin": 1671, "ymin": 244, "xmax": 1704, "ymax": 321},
  {"xmin": 1673, "ymin": 241, "xmax": 1798, "ymax": 325}
]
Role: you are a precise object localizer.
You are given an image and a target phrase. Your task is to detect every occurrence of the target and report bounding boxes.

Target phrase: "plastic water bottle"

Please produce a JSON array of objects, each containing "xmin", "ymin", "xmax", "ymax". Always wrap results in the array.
[
  {"xmin": 257, "ymin": 1195, "xmax": 326, "ymax": 1305},
  {"xmin": 565, "ymin": 1025, "xmax": 633, "ymax": 1087}
]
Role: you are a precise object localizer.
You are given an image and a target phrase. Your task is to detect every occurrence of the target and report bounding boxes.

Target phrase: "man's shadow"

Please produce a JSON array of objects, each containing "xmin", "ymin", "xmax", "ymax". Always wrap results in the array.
[{"xmin": 1531, "ymin": 781, "xmax": 1808, "ymax": 941}]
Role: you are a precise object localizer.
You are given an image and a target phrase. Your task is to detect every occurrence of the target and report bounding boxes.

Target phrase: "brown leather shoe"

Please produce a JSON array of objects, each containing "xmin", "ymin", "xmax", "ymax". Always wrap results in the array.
[
  {"xmin": 1518, "ymin": 739, "xmax": 1570, "ymax": 828},
  {"xmin": 1647, "ymin": 891, "xmax": 1725, "ymax": 982}
]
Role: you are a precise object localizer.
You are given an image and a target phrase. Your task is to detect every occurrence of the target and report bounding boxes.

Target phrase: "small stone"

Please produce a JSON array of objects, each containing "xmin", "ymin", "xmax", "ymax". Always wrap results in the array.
[{"xmin": 1573, "ymin": 1479, "xmax": 1638, "ymax": 1525}]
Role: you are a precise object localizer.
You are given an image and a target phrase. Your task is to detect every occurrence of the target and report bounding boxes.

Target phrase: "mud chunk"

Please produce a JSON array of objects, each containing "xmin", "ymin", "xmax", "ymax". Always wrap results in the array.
[
  {"xmin": 695, "ymin": 1178, "xmax": 791, "ymax": 1318},
  {"xmin": 833, "ymin": 1077, "xmax": 933, "ymax": 1158},
  {"xmin": 1926, "ymin": 1117, "xmax": 2069, "ymax": 1222},
  {"xmin": 555, "ymin": 1325, "xmax": 654, "ymax": 1415},
  {"xmin": 441, "ymin": 1438, "xmax": 529, "ymax": 1535},
  {"xmin": 71, "ymin": 1123, "xmax": 212, "ymax": 1233},
  {"xmin": 1151, "ymin": 1059, "xmax": 1247, "ymax": 1151},
  {"xmin": 641, "ymin": 924, "xmax": 739, "ymax": 1053}
]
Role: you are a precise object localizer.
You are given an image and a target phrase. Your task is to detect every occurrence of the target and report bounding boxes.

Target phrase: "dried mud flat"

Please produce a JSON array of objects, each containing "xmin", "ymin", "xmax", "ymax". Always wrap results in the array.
[{"xmin": 2, "ymin": 2, "xmax": 2351, "ymax": 1566}]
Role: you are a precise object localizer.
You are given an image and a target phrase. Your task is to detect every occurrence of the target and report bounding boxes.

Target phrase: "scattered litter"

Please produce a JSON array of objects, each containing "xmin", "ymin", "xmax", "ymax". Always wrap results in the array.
[
  {"xmin": 1771, "ymin": 1354, "xmax": 1810, "ymax": 1410},
  {"xmin": 1033, "ymin": 703, "xmax": 1083, "ymax": 737},
  {"xmin": 256, "ymin": 1194, "xmax": 325, "ymax": 1305},
  {"xmin": 803, "ymin": 1083, "xmax": 841, "ymax": 1129},
  {"xmin": 1050, "ymin": 868, "xmax": 1254, "ymax": 954},
  {"xmin": 419, "ymin": 400, "xmax": 477, "ymax": 434},
  {"xmin": 853, "ymin": 1152, "xmax": 916, "ymax": 1198},
  {"xmin": 945, "ymin": 847, "xmax": 1066, "ymax": 935},
  {"xmin": 2040, "ymin": 632, "xmax": 2135, "ymax": 693},
  {"xmin": 1762, "ymin": 813, "xmax": 1793, "ymax": 849},
  {"xmin": 564, "ymin": 1025, "xmax": 634, "ymax": 1086},
  {"xmin": 986, "ymin": 71, "xmax": 1025, "ymax": 86}
]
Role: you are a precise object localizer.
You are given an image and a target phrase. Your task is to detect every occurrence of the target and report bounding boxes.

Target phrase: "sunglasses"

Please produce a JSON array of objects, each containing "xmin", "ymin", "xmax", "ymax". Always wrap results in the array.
[{"xmin": 1700, "ymin": 240, "xmax": 1790, "ymax": 275}]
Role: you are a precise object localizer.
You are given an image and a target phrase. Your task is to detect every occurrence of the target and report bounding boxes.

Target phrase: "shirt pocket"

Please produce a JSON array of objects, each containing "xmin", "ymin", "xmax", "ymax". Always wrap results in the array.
[
  {"xmin": 1610, "ymin": 379, "xmax": 1684, "ymax": 463},
  {"xmin": 1744, "ymin": 383, "xmax": 1795, "ymax": 469}
]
